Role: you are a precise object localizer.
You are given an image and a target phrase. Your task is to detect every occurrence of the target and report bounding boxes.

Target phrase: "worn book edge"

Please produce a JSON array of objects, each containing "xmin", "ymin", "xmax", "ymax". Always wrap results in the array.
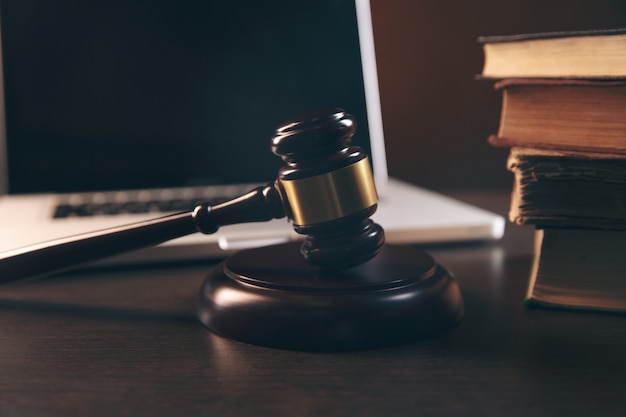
[
  {"xmin": 488, "ymin": 135, "xmax": 626, "ymax": 155},
  {"xmin": 478, "ymin": 27, "xmax": 626, "ymax": 44},
  {"xmin": 493, "ymin": 78, "xmax": 626, "ymax": 89},
  {"xmin": 524, "ymin": 228, "xmax": 626, "ymax": 314}
]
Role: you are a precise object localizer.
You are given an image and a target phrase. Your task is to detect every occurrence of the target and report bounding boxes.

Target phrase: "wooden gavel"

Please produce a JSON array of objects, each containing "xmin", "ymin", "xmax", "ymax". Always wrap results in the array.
[{"xmin": 0, "ymin": 109, "xmax": 385, "ymax": 283}]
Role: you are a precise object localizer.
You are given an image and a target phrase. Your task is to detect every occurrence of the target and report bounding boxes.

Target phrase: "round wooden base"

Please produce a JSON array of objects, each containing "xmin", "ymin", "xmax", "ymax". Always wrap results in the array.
[{"xmin": 197, "ymin": 242, "xmax": 464, "ymax": 351}]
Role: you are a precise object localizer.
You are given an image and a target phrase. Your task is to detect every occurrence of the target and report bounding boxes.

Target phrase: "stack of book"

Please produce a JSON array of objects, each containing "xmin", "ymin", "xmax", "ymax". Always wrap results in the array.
[{"xmin": 478, "ymin": 28, "xmax": 626, "ymax": 313}]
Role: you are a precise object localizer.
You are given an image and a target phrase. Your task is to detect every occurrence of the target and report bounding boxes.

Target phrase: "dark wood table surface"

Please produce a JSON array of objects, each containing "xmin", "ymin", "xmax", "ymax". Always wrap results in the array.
[{"xmin": 0, "ymin": 191, "xmax": 624, "ymax": 417}]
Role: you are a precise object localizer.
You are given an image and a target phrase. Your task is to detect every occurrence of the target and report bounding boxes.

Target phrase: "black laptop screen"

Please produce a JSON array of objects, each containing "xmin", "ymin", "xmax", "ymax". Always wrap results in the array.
[{"xmin": 1, "ymin": 0, "xmax": 371, "ymax": 193}]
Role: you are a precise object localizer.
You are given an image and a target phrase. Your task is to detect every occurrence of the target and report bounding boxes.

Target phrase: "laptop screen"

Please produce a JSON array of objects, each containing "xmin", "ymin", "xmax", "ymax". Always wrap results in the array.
[{"xmin": 0, "ymin": 0, "xmax": 377, "ymax": 194}]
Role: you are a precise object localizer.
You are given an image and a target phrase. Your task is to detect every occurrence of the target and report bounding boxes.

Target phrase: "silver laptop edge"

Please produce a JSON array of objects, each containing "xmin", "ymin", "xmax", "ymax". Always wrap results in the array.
[{"xmin": 355, "ymin": 0, "xmax": 388, "ymax": 193}]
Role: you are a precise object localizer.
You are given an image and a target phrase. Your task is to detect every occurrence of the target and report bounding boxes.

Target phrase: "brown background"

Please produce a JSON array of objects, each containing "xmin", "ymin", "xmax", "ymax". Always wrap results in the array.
[{"xmin": 369, "ymin": 0, "xmax": 626, "ymax": 190}]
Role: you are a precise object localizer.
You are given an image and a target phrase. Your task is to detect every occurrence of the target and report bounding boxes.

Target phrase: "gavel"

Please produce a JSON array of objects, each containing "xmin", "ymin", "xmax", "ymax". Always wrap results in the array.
[
  {"xmin": 0, "ymin": 108, "xmax": 464, "ymax": 351},
  {"xmin": 0, "ymin": 109, "xmax": 385, "ymax": 283}
]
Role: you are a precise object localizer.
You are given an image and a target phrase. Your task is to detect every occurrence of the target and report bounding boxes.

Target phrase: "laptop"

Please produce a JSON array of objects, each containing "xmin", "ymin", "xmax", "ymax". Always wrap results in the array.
[{"xmin": 0, "ymin": 0, "xmax": 504, "ymax": 265}]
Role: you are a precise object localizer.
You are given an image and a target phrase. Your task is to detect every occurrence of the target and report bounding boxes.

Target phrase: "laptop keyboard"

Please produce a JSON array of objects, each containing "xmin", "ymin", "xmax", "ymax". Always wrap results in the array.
[{"xmin": 52, "ymin": 184, "xmax": 259, "ymax": 219}]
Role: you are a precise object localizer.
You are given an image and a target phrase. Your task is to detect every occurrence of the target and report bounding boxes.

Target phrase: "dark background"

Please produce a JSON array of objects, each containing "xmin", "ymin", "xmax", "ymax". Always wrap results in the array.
[{"xmin": 370, "ymin": 0, "xmax": 626, "ymax": 190}]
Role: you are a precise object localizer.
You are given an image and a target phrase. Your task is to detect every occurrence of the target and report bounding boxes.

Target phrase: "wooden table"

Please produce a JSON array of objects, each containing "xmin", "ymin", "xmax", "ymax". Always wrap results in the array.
[{"xmin": 0, "ymin": 191, "xmax": 624, "ymax": 417}]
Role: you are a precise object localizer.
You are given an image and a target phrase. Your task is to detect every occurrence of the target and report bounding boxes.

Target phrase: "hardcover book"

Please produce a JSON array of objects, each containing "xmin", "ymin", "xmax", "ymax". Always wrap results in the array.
[
  {"xmin": 507, "ymin": 147, "xmax": 626, "ymax": 229},
  {"xmin": 478, "ymin": 28, "xmax": 626, "ymax": 79},
  {"xmin": 488, "ymin": 79, "xmax": 626, "ymax": 154},
  {"xmin": 527, "ymin": 228, "xmax": 626, "ymax": 313}
]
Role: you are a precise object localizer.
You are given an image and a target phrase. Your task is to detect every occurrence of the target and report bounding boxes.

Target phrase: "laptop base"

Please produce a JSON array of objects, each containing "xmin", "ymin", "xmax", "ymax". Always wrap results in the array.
[{"xmin": 197, "ymin": 242, "xmax": 464, "ymax": 351}]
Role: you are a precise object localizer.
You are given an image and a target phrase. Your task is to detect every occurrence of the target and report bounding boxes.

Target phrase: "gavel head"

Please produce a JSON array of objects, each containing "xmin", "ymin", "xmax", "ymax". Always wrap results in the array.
[{"xmin": 271, "ymin": 108, "xmax": 385, "ymax": 269}]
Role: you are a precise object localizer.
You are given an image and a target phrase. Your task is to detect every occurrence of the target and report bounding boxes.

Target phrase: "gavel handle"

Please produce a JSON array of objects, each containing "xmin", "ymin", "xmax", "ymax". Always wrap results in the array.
[{"xmin": 0, "ymin": 184, "xmax": 286, "ymax": 284}]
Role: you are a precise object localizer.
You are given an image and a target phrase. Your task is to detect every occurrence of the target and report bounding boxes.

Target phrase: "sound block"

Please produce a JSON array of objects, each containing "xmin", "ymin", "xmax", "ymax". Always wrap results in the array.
[{"xmin": 197, "ymin": 242, "xmax": 463, "ymax": 351}]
